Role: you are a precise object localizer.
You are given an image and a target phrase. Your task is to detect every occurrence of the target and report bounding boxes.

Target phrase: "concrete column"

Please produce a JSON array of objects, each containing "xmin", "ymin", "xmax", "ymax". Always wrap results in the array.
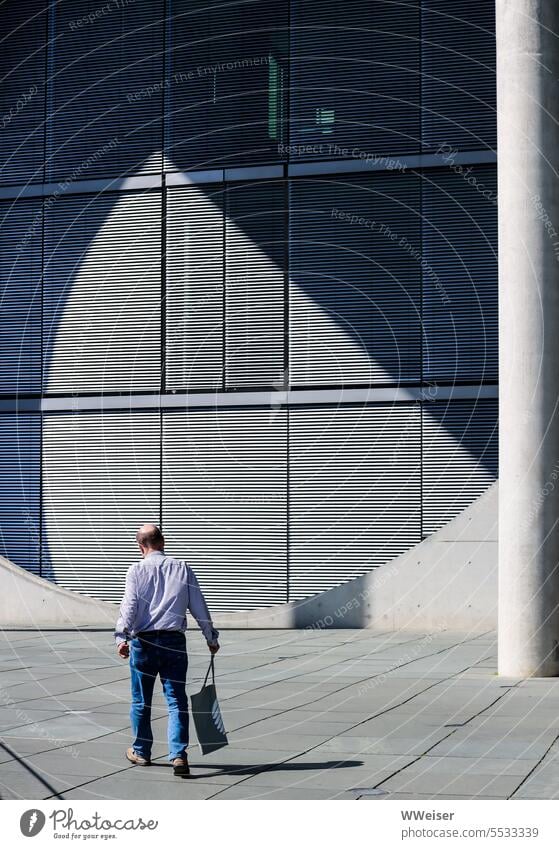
[{"xmin": 498, "ymin": 1, "xmax": 559, "ymax": 676}]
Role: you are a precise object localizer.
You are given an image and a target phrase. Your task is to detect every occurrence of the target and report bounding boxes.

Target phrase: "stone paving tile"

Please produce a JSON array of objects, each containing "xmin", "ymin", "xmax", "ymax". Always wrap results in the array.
[
  {"xmin": 401, "ymin": 754, "xmax": 539, "ymax": 776},
  {"xmin": 511, "ymin": 748, "xmax": 559, "ymax": 799},
  {"xmin": 339, "ymin": 715, "xmax": 457, "ymax": 736},
  {"xmin": 227, "ymin": 730, "xmax": 331, "ymax": 750},
  {"xmin": 16, "ymin": 749, "xmax": 133, "ymax": 779},
  {"xmin": 484, "ymin": 702, "xmax": 559, "ymax": 719},
  {"xmin": 2, "ymin": 708, "xmax": 129, "ymax": 739},
  {"xmin": 272, "ymin": 710, "xmax": 377, "ymax": 725},
  {"xmin": 45, "ymin": 739, "xmax": 170, "ymax": 764},
  {"xmin": 212, "ymin": 784, "xmax": 340, "ymax": 799},
  {"xmin": 220, "ymin": 695, "xmax": 322, "ymax": 712},
  {"xmin": 0, "ymin": 713, "xmax": 128, "ymax": 741},
  {"xmin": 0, "ymin": 764, "xmax": 102, "ymax": 799},
  {"xmin": 378, "ymin": 754, "xmax": 537, "ymax": 797},
  {"xmin": 0, "ymin": 737, "xmax": 84, "ymax": 762},
  {"xmin": 360, "ymin": 792, "xmax": 505, "ymax": 801},
  {"xmin": 0, "ymin": 707, "xmax": 68, "ymax": 729},
  {"xmin": 144, "ymin": 748, "xmax": 304, "ymax": 785},
  {"xmin": 1, "ymin": 732, "xmax": 115, "ymax": 754},
  {"xmin": 308, "ymin": 689, "xmax": 439, "ymax": 713},
  {"xmin": 308, "ymin": 731, "xmax": 450, "ymax": 757},
  {"xmin": 213, "ymin": 753, "xmax": 412, "ymax": 793},
  {"xmin": 4, "ymin": 679, "xmax": 127, "ymax": 702},
  {"xmin": 60, "ymin": 702, "xmax": 155, "ymax": 717},
  {"xmin": 0, "ymin": 627, "xmax": 557, "ymax": 800},
  {"xmin": 380, "ymin": 769, "xmax": 522, "ymax": 798},
  {"xmin": 392, "ymin": 694, "xmax": 505, "ymax": 715},
  {"xmin": 227, "ymin": 718, "xmax": 357, "ymax": 739},
  {"xmin": 58, "ymin": 777, "xmax": 222, "ymax": 800},
  {"xmin": 427, "ymin": 730, "xmax": 557, "ymax": 760},
  {"xmin": 222, "ymin": 709, "xmax": 286, "ymax": 730}
]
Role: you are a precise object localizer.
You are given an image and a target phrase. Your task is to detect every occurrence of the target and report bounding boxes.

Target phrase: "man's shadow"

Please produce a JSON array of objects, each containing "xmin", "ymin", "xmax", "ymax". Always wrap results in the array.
[{"xmin": 150, "ymin": 757, "xmax": 364, "ymax": 780}]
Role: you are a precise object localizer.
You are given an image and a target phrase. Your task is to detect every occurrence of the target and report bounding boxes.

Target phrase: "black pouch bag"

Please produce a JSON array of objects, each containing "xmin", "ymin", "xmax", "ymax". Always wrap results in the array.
[{"xmin": 191, "ymin": 655, "xmax": 228, "ymax": 755}]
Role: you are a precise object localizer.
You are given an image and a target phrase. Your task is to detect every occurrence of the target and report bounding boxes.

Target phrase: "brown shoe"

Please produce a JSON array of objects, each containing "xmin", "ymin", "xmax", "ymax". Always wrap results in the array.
[
  {"xmin": 172, "ymin": 754, "xmax": 190, "ymax": 776},
  {"xmin": 126, "ymin": 747, "xmax": 151, "ymax": 766}
]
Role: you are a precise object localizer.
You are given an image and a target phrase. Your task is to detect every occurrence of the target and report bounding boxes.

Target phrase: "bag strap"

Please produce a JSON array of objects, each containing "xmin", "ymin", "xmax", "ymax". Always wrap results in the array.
[{"xmin": 202, "ymin": 654, "xmax": 215, "ymax": 687}]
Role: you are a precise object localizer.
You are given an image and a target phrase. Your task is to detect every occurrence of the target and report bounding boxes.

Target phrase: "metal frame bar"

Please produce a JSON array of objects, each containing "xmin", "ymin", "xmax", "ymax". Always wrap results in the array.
[
  {"xmin": 0, "ymin": 384, "xmax": 498, "ymax": 413},
  {"xmin": 0, "ymin": 150, "xmax": 496, "ymax": 199}
]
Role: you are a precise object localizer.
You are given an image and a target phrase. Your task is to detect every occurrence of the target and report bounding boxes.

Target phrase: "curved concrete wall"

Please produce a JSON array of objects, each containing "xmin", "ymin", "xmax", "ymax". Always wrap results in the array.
[
  {"xmin": 0, "ymin": 481, "xmax": 497, "ymax": 631},
  {"xmin": 0, "ymin": 554, "xmax": 117, "ymax": 628},
  {"xmin": 218, "ymin": 480, "xmax": 498, "ymax": 632}
]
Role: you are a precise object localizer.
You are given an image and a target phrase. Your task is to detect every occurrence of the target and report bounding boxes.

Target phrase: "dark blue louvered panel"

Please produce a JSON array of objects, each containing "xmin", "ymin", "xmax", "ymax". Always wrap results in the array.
[
  {"xmin": 421, "ymin": 0, "xmax": 496, "ymax": 152},
  {"xmin": 422, "ymin": 398, "xmax": 498, "ymax": 535},
  {"xmin": 290, "ymin": 0, "xmax": 420, "ymax": 160},
  {"xmin": 166, "ymin": 184, "xmax": 224, "ymax": 391},
  {"xmin": 289, "ymin": 173, "xmax": 421, "ymax": 386},
  {"xmin": 0, "ymin": 199, "xmax": 42, "ymax": 393},
  {"xmin": 46, "ymin": 1, "xmax": 164, "ymax": 180},
  {"xmin": 0, "ymin": 414, "xmax": 40, "ymax": 575},
  {"xmin": 162, "ymin": 408, "xmax": 288, "ymax": 611},
  {"xmin": 167, "ymin": 0, "xmax": 288, "ymax": 170},
  {"xmin": 41, "ymin": 411, "xmax": 160, "ymax": 600},
  {"xmin": 225, "ymin": 181, "xmax": 286, "ymax": 388},
  {"xmin": 43, "ymin": 191, "xmax": 162, "ymax": 393},
  {"xmin": 422, "ymin": 165, "xmax": 498, "ymax": 382},
  {"xmin": 289, "ymin": 403, "xmax": 421, "ymax": 600},
  {"xmin": 0, "ymin": 1, "xmax": 47, "ymax": 184}
]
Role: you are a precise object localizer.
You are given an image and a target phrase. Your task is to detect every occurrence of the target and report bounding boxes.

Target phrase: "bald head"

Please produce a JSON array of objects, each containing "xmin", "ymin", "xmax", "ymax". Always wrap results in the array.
[{"xmin": 136, "ymin": 523, "xmax": 164, "ymax": 552}]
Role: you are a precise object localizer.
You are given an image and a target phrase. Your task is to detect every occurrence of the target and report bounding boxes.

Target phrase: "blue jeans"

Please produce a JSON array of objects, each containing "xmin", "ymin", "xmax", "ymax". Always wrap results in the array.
[{"xmin": 129, "ymin": 630, "xmax": 189, "ymax": 761}]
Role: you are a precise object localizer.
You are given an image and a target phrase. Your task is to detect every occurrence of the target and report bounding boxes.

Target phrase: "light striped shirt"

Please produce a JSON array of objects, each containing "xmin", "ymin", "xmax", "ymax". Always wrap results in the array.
[{"xmin": 114, "ymin": 550, "xmax": 219, "ymax": 646}]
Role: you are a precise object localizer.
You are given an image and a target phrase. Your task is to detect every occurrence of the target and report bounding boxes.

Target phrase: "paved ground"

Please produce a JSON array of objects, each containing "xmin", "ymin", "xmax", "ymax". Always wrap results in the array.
[{"xmin": 0, "ymin": 627, "xmax": 558, "ymax": 800}]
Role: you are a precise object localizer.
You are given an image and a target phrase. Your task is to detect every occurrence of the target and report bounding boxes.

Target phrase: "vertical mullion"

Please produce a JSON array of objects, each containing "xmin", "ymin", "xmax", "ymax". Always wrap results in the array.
[
  {"xmin": 161, "ymin": 186, "xmax": 167, "ymax": 393},
  {"xmin": 222, "ymin": 186, "xmax": 227, "ymax": 390},
  {"xmin": 419, "ymin": 2, "xmax": 424, "ymax": 540},
  {"xmin": 39, "ymin": 4, "xmax": 50, "ymax": 576},
  {"xmin": 39, "ymin": 200, "xmax": 45, "ymax": 577},
  {"xmin": 286, "ymin": 404, "xmax": 290, "ymax": 603},
  {"xmin": 419, "ymin": 173, "xmax": 424, "ymax": 540},
  {"xmin": 286, "ymin": 0, "xmax": 291, "ymax": 153},
  {"xmin": 163, "ymin": 0, "xmax": 171, "ymax": 166},
  {"xmin": 285, "ymin": 177, "xmax": 290, "ymax": 601},
  {"xmin": 284, "ymin": 179, "xmax": 289, "ymax": 390},
  {"xmin": 160, "ymin": 407, "xmax": 164, "ymax": 532},
  {"xmin": 160, "ymin": 0, "xmax": 168, "ymax": 531},
  {"xmin": 285, "ymin": 2, "xmax": 291, "ymax": 600},
  {"xmin": 45, "ymin": 0, "xmax": 55, "ymax": 181}
]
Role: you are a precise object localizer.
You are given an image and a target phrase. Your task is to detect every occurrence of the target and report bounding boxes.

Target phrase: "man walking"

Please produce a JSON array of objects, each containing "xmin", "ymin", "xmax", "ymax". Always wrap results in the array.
[{"xmin": 115, "ymin": 523, "xmax": 219, "ymax": 777}]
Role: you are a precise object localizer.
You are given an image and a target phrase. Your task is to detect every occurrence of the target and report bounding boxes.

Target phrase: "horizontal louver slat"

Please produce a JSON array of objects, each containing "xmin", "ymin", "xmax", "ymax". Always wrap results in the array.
[
  {"xmin": 226, "ymin": 180, "xmax": 286, "ymax": 387},
  {"xmin": 162, "ymin": 408, "xmax": 287, "ymax": 611},
  {"xmin": 290, "ymin": 173, "xmax": 421, "ymax": 385},
  {"xmin": 422, "ymin": 165, "xmax": 498, "ymax": 382},
  {"xmin": 290, "ymin": 0, "xmax": 420, "ymax": 159},
  {"xmin": 41, "ymin": 411, "xmax": 160, "ymax": 601},
  {"xmin": 166, "ymin": 184, "xmax": 224, "ymax": 390},
  {"xmin": 422, "ymin": 398, "xmax": 498, "ymax": 535},
  {"xmin": 0, "ymin": 1, "xmax": 46, "ymax": 184},
  {"xmin": 46, "ymin": 0, "xmax": 164, "ymax": 180},
  {"xmin": 289, "ymin": 403, "xmax": 421, "ymax": 600},
  {"xmin": 0, "ymin": 414, "xmax": 40, "ymax": 575},
  {"xmin": 167, "ymin": 0, "xmax": 287, "ymax": 170},
  {"xmin": 421, "ymin": 0, "xmax": 496, "ymax": 152},
  {"xmin": 0, "ymin": 199, "xmax": 42, "ymax": 393}
]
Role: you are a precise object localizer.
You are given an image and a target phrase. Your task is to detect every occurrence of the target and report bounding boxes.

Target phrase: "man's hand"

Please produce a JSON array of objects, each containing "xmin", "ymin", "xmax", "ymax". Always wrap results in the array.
[
  {"xmin": 117, "ymin": 642, "xmax": 130, "ymax": 659},
  {"xmin": 208, "ymin": 641, "xmax": 220, "ymax": 655}
]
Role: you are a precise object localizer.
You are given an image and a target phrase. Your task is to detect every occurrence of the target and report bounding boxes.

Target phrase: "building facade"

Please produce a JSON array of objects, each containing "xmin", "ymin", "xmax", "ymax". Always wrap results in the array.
[{"xmin": 0, "ymin": 0, "xmax": 497, "ymax": 611}]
